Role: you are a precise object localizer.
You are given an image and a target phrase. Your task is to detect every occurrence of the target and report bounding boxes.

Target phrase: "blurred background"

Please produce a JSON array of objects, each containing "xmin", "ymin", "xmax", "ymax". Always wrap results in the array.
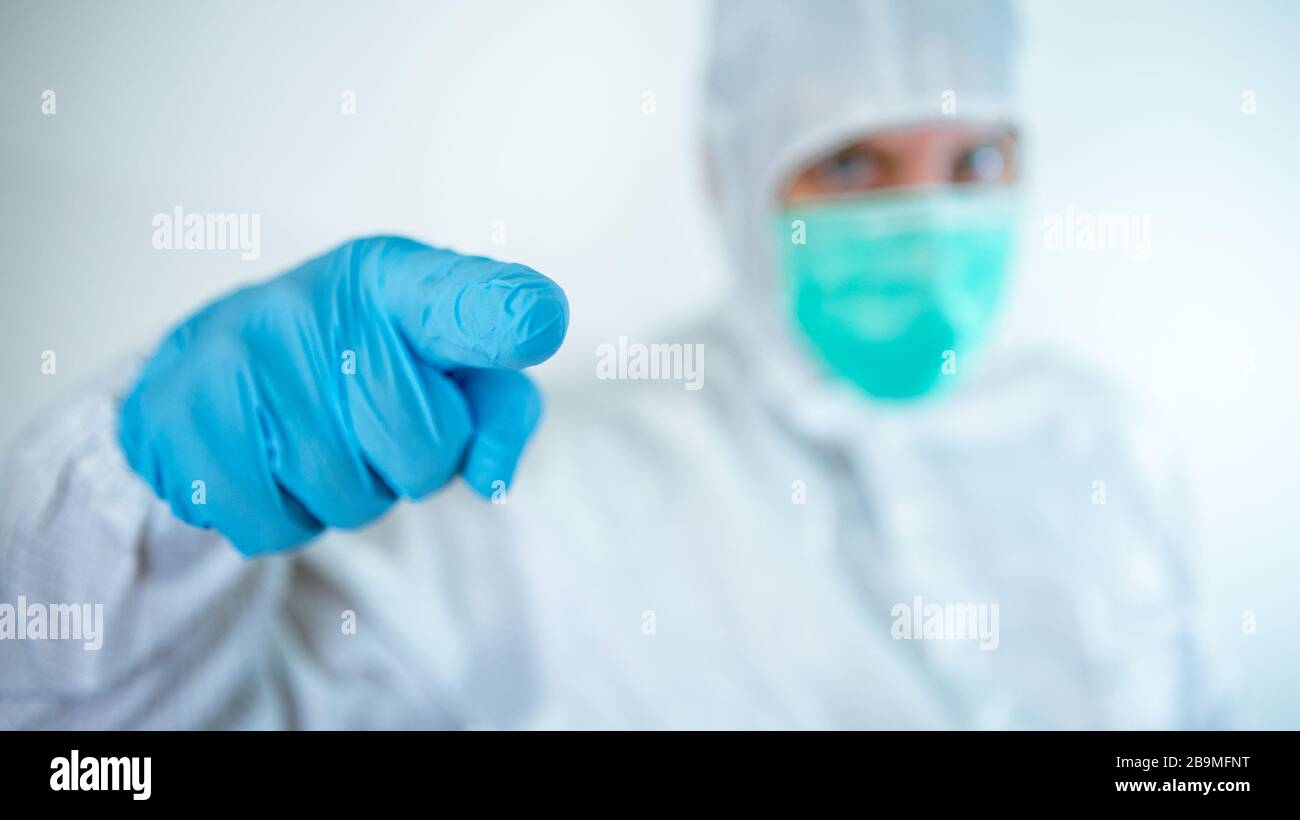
[{"xmin": 1, "ymin": 0, "xmax": 1297, "ymax": 726}]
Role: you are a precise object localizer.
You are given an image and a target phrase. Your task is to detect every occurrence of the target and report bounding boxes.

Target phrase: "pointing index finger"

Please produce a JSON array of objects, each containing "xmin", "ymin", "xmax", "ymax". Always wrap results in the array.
[{"xmin": 365, "ymin": 237, "xmax": 569, "ymax": 370}]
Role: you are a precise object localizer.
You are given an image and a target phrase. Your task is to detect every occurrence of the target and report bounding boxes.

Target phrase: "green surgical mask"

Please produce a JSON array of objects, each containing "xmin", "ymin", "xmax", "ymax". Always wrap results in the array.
[{"xmin": 776, "ymin": 186, "xmax": 1017, "ymax": 400}]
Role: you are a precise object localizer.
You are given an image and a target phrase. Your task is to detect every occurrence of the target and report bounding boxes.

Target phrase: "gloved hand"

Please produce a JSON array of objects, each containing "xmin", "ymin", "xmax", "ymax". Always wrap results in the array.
[{"xmin": 118, "ymin": 236, "xmax": 569, "ymax": 556}]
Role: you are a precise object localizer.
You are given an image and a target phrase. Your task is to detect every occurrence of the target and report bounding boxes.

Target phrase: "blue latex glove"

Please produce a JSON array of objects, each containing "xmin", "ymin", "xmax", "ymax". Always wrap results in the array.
[{"xmin": 119, "ymin": 236, "xmax": 569, "ymax": 556}]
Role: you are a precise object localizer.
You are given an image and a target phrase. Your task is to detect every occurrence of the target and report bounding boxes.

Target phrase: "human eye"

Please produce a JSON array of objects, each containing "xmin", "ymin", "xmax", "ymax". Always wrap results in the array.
[
  {"xmin": 954, "ymin": 142, "xmax": 1009, "ymax": 183},
  {"xmin": 812, "ymin": 146, "xmax": 879, "ymax": 190}
]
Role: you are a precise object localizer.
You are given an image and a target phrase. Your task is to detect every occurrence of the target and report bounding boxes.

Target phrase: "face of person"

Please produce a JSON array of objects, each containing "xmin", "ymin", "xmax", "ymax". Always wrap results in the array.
[
  {"xmin": 781, "ymin": 123, "xmax": 1018, "ymax": 205},
  {"xmin": 772, "ymin": 122, "xmax": 1022, "ymax": 401}
]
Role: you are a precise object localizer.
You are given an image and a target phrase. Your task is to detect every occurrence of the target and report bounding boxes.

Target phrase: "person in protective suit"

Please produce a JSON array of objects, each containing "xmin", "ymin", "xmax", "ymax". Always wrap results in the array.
[{"xmin": 0, "ymin": 0, "xmax": 1224, "ymax": 729}]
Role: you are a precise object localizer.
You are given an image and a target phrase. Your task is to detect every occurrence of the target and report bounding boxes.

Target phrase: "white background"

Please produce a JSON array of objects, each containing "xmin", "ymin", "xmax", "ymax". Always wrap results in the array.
[{"xmin": 2, "ymin": 0, "xmax": 1297, "ymax": 726}]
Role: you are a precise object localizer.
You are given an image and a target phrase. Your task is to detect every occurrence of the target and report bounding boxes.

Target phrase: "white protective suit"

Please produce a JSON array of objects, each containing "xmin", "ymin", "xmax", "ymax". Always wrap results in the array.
[{"xmin": 0, "ymin": 0, "xmax": 1224, "ymax": 729}]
